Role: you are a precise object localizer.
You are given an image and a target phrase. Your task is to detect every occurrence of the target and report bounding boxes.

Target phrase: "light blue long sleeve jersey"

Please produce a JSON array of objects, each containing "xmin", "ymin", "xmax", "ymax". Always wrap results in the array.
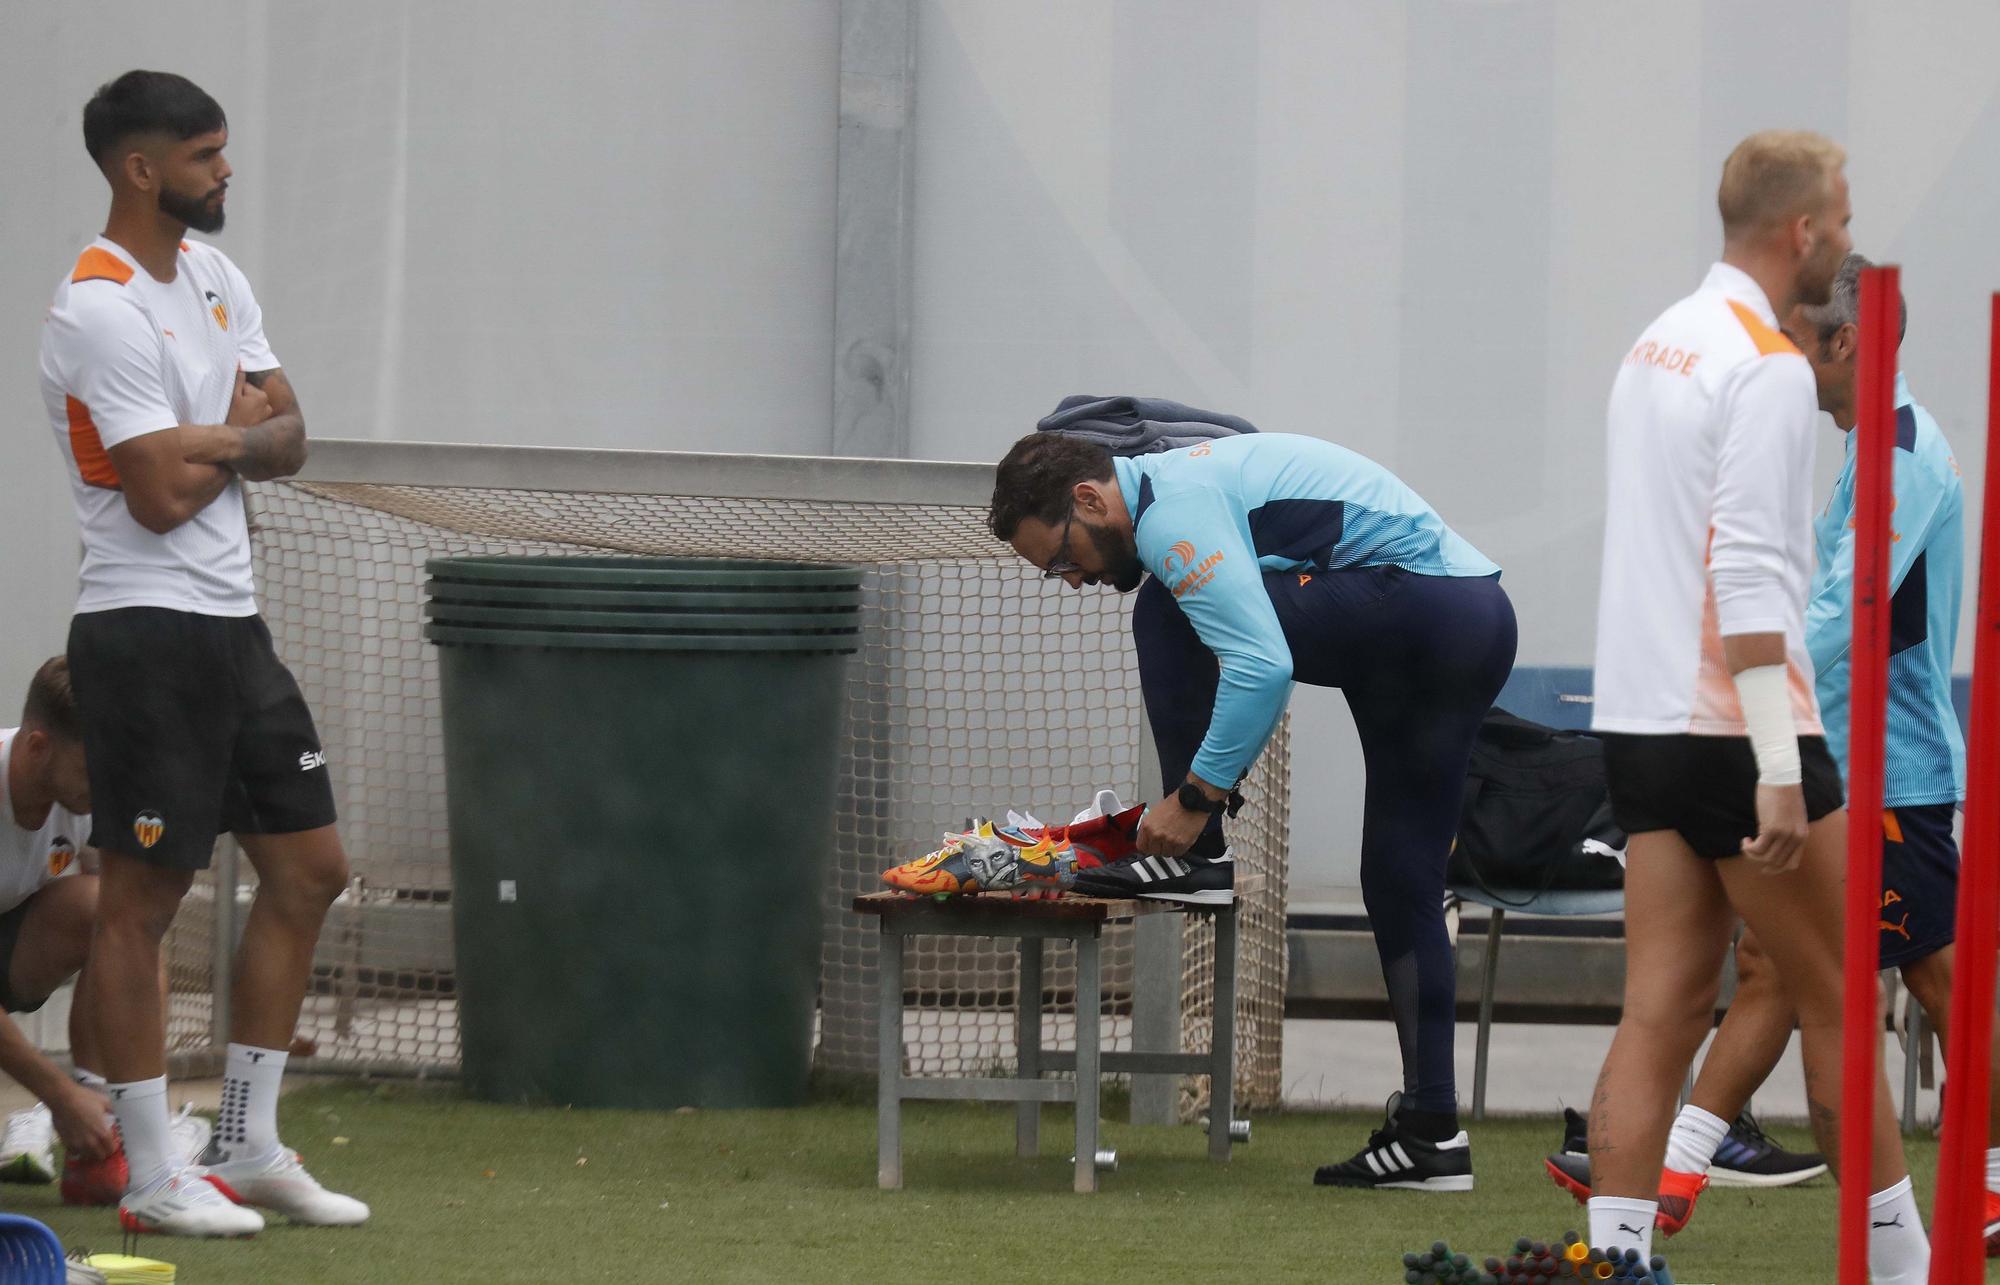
[
  {"xmin": 1807, "ymin": 373, "xmax": 1966, "ymax": 807},
  {"xmin": 1112, "ymin": 433, "xmax": 1498, "ymax": 788}
]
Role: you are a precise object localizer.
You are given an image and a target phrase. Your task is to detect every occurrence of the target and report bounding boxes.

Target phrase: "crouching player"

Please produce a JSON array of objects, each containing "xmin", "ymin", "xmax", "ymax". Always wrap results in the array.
[{"xmin": 0, "ymin": 658, "xmax": 206, "ymax": 1200}]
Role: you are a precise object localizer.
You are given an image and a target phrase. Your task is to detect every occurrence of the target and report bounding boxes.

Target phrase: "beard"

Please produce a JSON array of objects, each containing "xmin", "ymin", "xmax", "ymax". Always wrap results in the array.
[
  {"xmin": 1796, "ymin": 241, "xmax": 1841, "ymax": 307},
  {"xmin": 1085, "ymin": 520, "xmax": 1146, "ymax": 593},
  {"xmin": 160, "ymin": 183, "xmax": 226, "ymax": 234}
]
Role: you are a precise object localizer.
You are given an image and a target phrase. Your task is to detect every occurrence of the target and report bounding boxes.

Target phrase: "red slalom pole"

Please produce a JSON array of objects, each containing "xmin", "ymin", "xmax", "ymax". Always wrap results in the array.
[
  {"xmin": 1839, "ymin": 264, "xmax": 1898, "ymax": 1285},
  {"xmin": 1929, "ymin": 294, "xmax": 2000, "ymax": 1284}
]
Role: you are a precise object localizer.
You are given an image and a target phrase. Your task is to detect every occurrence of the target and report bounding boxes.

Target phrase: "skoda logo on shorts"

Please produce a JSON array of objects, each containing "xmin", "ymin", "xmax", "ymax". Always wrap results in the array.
[{"xmin": 133, "ymin": 810, "xmax": 165, "ymax": 849}]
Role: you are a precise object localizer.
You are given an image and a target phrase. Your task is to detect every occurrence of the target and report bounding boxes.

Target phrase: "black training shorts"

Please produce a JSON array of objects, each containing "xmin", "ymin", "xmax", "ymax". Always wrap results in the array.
[
  {"xmin": 67, "ymin": 608, "xmax": 337, "ymax": 869},
  {"xmin": 1598, "ymin": 732, "xmax": 1844, "ymax": 860},
  {"xmin": 1877, "ymin": 802, "xmax": 1959, "ymax": 970},
  {"xmin": 0, "ymin": 895, "xmax": 50, "ymax": 1014}
]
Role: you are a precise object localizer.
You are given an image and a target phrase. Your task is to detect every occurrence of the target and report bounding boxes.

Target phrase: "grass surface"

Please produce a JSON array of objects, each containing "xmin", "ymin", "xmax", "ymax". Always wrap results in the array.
[{"xmin": 6, "ymin": 1081, "xmax": 1984, "ymax": 1283}]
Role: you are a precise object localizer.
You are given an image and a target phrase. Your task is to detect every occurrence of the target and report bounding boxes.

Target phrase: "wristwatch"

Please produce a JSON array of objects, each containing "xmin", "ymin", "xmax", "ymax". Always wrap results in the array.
[{"xmin": 1177, "ymin": 781, "xmax": 1227, "ymax": 814}]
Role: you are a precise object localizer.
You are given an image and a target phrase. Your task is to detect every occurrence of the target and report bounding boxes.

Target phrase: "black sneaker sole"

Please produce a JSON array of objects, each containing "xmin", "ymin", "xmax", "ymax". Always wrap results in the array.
[
  {"xmin": 1705, "ymin": 1161, "xmax": 1827, "ymax": 1188},
  {"xmin": 1136, "ymin": 887, "xmax": 1233, "ymax": 905},
  {"xmin": 1315, "ymin": 1168, "xmax": 1475, "ymax": 1192},
  {"xmin": 1068, "ymin": 879, "xmax": 1234, "ymax": 904}
]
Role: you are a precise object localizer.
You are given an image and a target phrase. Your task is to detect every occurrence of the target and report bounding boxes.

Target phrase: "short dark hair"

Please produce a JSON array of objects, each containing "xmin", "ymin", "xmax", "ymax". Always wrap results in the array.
[
  {"xmin": 1800, "ymin": 252, "xmax": 1907, "ymax": 347},
  {"xmin": 82, "ymin": 71, "xmax": 226, "ymax": 166},
  {"xmin": 22, "ymin": 657, "xmax": 80, "ymax": 744},
  {"xmin": 988, "ymin": 433, "xmax": 1115, "ymax": 542}
]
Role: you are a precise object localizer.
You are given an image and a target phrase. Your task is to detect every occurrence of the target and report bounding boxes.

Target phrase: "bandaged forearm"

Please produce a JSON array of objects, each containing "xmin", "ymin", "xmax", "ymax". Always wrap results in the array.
[{"xmin": 1732, "ymin": 663, "xmax": 1800, "ymax": 785}]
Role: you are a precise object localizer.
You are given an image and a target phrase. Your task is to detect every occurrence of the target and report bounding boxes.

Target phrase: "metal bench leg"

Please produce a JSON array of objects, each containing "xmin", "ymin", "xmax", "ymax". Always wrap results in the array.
[
  {"xmin": 1902, "ymin": 996, "xmax": 1926, "ymax": 1134},
  {"xmin": 1472, "ymin": 908, "xmax": 1503, "ymax": 1122},
  {"xmin": 877, "ymin": 927, "xmax": 905, "ymax": 1190},
  {"xmin": 1017, "ymin": 937, "xmax": 1044, "ymax": 1157},
  {"xmin": 1131, "ymin": 913, "xmax": 1181, "ymax": 1125},
  {"xmin": 1209, "ymin": 903, "xmax": 1238, "ymax": 1161},
  {"xmin": 1074, "ymin": 929, "xmax": 1102, "ymax": 1193}
]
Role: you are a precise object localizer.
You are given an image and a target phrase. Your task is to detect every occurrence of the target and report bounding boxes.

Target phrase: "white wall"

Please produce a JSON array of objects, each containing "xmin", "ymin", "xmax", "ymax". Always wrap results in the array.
[
  {"xmin": 5, "ymin": 1, "xmax": 1998, "ymax": 895},
  {"xmin": 906, "ymin": 0, "xmax": 2000, "ymax": 896},
  {"xmin": 0, "ymin": 0, "xmax": 838, "ymax": 699}
]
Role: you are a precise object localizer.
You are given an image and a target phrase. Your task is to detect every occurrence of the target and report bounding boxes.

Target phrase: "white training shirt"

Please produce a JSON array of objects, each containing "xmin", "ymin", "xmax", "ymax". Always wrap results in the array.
[
  {"xmin": 1592, "ymin": 262, "xmax": 1823, "ymax": 737},
  {"xmin": 38, "ymin": 237, "xmax": 277, "ymax": 617},
  {"xmin": 0, "ymin": 730, "xmax": 89, "ymax": 917}
]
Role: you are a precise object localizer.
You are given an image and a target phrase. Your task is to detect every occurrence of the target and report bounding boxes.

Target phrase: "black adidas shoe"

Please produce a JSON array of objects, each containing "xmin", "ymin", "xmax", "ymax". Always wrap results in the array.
[
  {"xmin": 1069, "ymin": 849, "xmax": 1234, "ymax": 904},
  {"xmin": 1313, "ymin": 1097, "xmax": 1474, "ymax": 1192},
  {"xmin": 1705, "ymin": 1111, "xmax": 1827, "ymax": 1188}
]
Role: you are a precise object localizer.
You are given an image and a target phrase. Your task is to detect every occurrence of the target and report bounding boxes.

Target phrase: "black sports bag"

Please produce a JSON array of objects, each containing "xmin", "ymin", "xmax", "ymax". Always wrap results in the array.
[{"xmin": 1449, "ymin": 708, "xmax": 1626, "ymax": 905}]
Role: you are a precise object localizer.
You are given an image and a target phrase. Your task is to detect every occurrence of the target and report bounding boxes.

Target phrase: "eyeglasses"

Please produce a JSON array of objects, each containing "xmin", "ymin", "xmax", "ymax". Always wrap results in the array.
[{"xmin": 1042, "ymin": 508, "xmax": 1082, "ymax": 579}]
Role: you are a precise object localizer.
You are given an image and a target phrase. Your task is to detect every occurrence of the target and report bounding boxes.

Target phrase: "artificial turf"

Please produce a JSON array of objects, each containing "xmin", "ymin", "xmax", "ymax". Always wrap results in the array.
[{"xmin": 6, "ymin": 1080, "xmax": 1981, "ymax": 1283}]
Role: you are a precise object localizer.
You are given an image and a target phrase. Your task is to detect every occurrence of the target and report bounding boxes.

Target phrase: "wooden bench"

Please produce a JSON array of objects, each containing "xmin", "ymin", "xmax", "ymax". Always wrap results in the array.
[{"xmin": 854, "ymin": 881, "xmax": 1259, "ymax": 1192}]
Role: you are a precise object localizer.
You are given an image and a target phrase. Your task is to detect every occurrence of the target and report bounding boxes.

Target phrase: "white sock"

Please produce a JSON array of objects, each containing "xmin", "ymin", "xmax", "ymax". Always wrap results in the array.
[
  {"xmin": 1867, "ymin": 1176, "xmax": 1930, "ymax": 1285},
  {"xmin": 106, "ymin": 1077, "xmax": 174, "ymax": 1190},
  {"xmin": 73, "ymin": 1067, "xmax": 116, "ymax": 1140},
  {"xmin": 218, "ymin": 1043, "xmax": 288, "ymax": 1160},
  {"xmin": 1588, "ymin": 1196, "xmax": 1656, "ymax": 1260},
  {"xmin": 1664, "ymin": 1105, "xmax": 1730, "ymax": 1175},
  {"xmin": 1986, "ymin": 1145, "xmax": 2000, "ymax": 1196}
]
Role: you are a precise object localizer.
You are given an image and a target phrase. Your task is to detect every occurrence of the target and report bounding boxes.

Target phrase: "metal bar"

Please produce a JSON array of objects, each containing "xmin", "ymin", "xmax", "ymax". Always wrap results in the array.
[
  {"xmin": 899, "ymin": 1079, "xmax": 1079, "ymax": 1104},
  {"xmin": 1130, "ymin": 916, "xmax": 1182, "ymax": 1125},
  {"xmin": 877, "ymin": 926, "xmax": 904, "ymax": 1190},
  {"xmin": 1208, "ymin": 904, "xmax": 1238, "ymax": 1161},
  {"xmin": 1074, "ymin": 930, "xmax": 1103, "ymax": 1193},
  {"xmin": 1842, "ymin": 265, "xmax": 1898, "ymax": 1285},
  {"xmin": 1929, "ymin": 290, "xmax": 2000, "ymax": 1285},
  {"xmin": 833, "ymin": 0, "xmax": 917, "ymax": 457},
  {"xmin": 1016, "ymin": 937, "xmax": 1043, "ymax": 1157},
  {"xmin": 210, "ymin": 838, "xmax": 240, "ymax": 1051},
  {"xmin": 1131, "ymin": 709, "xmax": 1180, "ymax": 1126},
  {"xmin": 880, "ymin": 918, "xmax": 1114, "ymax": 941},
  {"xmin": 1039, "ymin": 1051, "xmax": 1214, "ymax": 1076},
  {"xmin": 1473, "ymin": 908, "xmax": 1504, "ymax": 1121},
  {"xmin": 287, "ymin": 438, "xmax": 996, "ymax": 509},
  {"xmin": 333, "ymin": 875, "xmax": 364, "ymax": 1040},
  {"xmin": 1902, "ymin": 997, "xmax": 1924, "ymax": 1135}
]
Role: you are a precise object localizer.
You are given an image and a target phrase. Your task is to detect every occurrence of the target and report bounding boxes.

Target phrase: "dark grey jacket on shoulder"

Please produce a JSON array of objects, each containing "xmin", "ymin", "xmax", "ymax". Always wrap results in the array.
[{"xmin": 1035, "ymin": 395, "xmax": 1259, "ymax": 457}]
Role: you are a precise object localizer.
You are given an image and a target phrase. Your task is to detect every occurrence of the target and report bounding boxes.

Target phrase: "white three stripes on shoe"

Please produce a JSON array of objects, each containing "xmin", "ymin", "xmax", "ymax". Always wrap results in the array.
[
  {"xmin": 1132, "ymin": 857, "xmax": 1192, "ymax": 883},
  {"xmin": 1363, "ymin": 1144, "xmax": 1418, "ymax": 1178}
]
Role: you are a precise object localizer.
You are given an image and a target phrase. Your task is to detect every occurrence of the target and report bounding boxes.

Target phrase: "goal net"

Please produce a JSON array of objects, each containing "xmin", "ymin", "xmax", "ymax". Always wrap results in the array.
[{"xmin": 172, "ymin": 441, "xmax": 1289, "ymax": 1116}]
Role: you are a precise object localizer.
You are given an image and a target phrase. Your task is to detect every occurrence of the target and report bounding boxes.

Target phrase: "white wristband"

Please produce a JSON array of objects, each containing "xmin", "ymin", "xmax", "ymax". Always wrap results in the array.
[{"xmin": 1733, "ymin": 663, "xmax": 1801, "ymax": 785}]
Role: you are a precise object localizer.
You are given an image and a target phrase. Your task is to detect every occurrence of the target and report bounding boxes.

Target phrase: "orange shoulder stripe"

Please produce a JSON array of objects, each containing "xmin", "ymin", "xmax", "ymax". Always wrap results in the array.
[
  {"xmin": 70, "ymin": 246, "xmax": 134, "ymax": 286},
  {"xmin": 1726, "ymin": 299, "xmax": 1801, "ymax": 358},
  {"xmin": 64, "ymin": 397, "xmax": 122, "ymax": 490}
]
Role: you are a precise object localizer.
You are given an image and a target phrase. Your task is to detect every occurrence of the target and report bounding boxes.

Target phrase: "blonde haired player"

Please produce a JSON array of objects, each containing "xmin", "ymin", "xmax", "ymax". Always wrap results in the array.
[{"xmin": 1584, "ymin": 131, "xmax": 1926, "ymax": 1281}]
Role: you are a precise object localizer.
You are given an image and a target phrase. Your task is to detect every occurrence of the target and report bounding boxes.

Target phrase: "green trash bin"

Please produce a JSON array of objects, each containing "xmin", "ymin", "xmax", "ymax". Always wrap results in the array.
[{"xmin": 424, "ymin": 555, "xmax": 861, "ymax": 1109}]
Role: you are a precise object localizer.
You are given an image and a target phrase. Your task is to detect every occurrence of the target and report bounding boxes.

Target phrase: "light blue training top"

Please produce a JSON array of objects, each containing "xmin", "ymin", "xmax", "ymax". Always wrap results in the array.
[
  {"xmin": 1807, "ymin": 373, "xmax": 1966, "ymax": 807},
  {"xmin": 1112, "ymin": 432, "xmax": 1498, "ymax": 786}
]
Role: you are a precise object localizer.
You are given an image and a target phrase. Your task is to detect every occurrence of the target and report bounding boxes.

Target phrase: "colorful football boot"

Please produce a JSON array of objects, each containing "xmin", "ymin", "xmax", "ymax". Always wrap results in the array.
[
  {"xmin": 999, "ymin": 801, "xmax": 1145, "ymax": 869},
  {"xmin": 881, "ymin": 821, "xmax": 1082, "ymax": 897}
]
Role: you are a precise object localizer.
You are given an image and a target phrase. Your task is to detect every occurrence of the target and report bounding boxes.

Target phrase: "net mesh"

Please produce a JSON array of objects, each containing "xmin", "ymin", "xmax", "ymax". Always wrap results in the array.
[{"xmin": 219, "ymin": 466, "xmax": 1288, "ymax": 1110}]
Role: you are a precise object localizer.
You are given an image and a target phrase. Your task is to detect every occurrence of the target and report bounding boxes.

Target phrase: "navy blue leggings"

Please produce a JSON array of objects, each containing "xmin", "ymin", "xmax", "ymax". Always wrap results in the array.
[{"xmin": 1133, "ymin": 565, "xmax": 1517, "ymax": 1114}]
